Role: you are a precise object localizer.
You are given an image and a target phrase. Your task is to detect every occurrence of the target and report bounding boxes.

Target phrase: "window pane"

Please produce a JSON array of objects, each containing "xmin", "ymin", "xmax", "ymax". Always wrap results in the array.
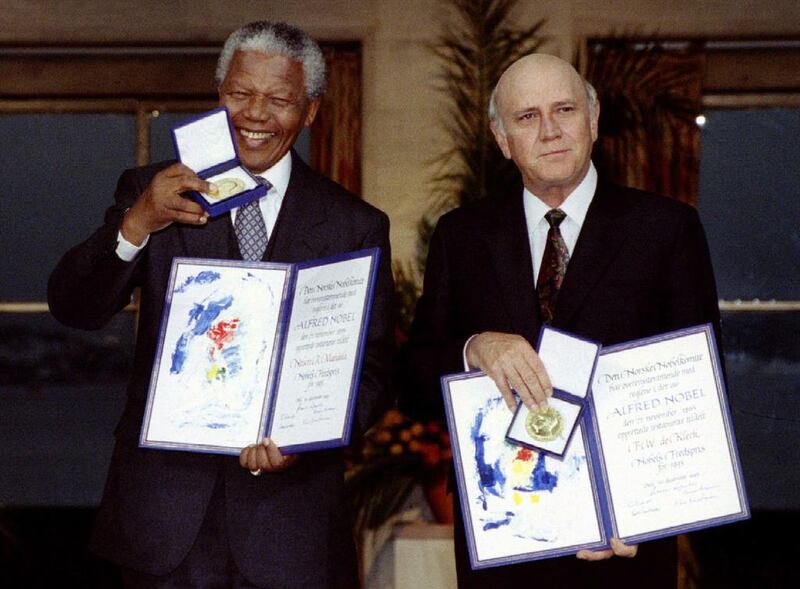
[
  {"xmin": 720, "ymin": 309, "xmax": 800, "ymax": 510},
  {"xmin": 0, "ymin": 113, "xmax": 136, "ymax": 506},
  {"xmin": 697, "ymin": 109, "xmax": 800, "ymax": 300},
  {"xmin": 699, "ymin": 108, "xmax": 800, "ymax": 510},
  {"xmin": 0, "ymin": 312, "xmax": 134, "ymax": 506},
  {"xmin": 0, "ymin": 113, "xmax": 136, "ymax": 301}
]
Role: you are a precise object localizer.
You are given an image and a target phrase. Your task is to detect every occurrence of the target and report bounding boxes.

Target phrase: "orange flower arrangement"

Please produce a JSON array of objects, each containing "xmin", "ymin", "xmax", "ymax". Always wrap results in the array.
[{"xmin": 345, "ymin": 409, "xmax": 452, "ymax": 532}]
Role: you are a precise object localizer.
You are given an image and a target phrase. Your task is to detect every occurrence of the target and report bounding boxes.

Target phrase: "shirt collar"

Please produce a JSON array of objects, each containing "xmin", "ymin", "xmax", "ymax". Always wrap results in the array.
[
  {"xmin": 256, "ymin": 150, "xmax": 292, "ymax": 197},
  {"xmin": 523, "ymin": 162, "xmax": 597, "ymax": 229}
]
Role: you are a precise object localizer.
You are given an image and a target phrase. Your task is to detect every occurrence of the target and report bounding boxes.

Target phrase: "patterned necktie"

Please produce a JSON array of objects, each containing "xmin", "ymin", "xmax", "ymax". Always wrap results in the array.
[
  {"xmin": 537, "ymin": 208, "xmax": 570, "ymax": 324},
  {"xmin": 234, "ymin": 178, "xmax": 271, "ymax": 261}
]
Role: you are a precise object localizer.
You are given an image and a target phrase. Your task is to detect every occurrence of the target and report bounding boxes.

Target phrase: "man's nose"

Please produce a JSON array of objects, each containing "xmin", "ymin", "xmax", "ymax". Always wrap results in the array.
[
  {"xmin": 539, "ymin": 114, "xmax": 561, "ymax": 140},
  {"xmin": 244, "ymin": 95, "xmax": 271, "ymax": 121}
]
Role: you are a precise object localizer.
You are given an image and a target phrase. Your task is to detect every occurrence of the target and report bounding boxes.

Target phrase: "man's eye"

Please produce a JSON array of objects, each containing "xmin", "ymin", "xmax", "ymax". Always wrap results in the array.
[
  {"xmin": 270, "ymin": 97, "xmax": 292, "ymax": 107},
  {"xmin": 229, "ymin": 91, "xmax": 249, "ymax": 100},
  {"xmin": 557, "ymin": 106, "xmax": 575, "ymax": 113},
  {"xmin": 519, "ymin": 112, "xmax": 537, "ymax": 121}
]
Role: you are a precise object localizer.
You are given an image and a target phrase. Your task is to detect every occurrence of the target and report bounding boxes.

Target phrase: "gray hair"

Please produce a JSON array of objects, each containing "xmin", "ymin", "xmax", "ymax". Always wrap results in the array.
[
  {"xmin": 215, "ymin": 21, "xmax": 326, "ymax": 100},
  {"xmin": 489, "ymin": 78, "xmax": 598, "ymax": 135}
]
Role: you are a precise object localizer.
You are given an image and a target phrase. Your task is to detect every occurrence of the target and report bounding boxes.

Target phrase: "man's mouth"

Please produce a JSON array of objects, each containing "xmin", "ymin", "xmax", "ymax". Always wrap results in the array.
[
  {"xmin": 239, "ymin": 129, "xmax": 276, "ymax": 142},
  {"xmin": 541, "ymin": 149, "xmax": 569, "ymax": 158}
]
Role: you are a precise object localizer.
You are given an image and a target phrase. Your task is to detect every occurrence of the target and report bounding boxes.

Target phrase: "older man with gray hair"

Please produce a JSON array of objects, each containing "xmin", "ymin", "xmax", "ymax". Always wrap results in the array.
[
  {"xmin": 406, "ymin": 53, "xmax": 721, "ymax": 588},
  {"xmin": 49, "ymin": 21, "xmax": 394, "ymax": 589}
]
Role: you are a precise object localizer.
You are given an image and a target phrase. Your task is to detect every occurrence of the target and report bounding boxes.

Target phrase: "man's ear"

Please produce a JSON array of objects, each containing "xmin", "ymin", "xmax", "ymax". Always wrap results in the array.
[
  {"xmin": 590, "ymin": 99, "xmax": 600, "ymax": 142},
  {"xmin": 304, "ymin": 98, "xmax": 321, "ymax": 127},
  {"xmin": 490, "ymin": 120, "xmax": 511, "ymax": 160}
]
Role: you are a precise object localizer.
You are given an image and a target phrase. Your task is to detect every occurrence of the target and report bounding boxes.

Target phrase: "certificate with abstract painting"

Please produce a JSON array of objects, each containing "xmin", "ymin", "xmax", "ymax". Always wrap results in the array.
[
  {"xmin": 443, "ymin": 324, "xmax": 749, "ymax": 570},
  {"xmin": 443, "ymin": 373, "xmax": 609, "ymax": 569},
  {"xmin": 140, "ymin": 249, "xmax": 379, "ymax": 455}
]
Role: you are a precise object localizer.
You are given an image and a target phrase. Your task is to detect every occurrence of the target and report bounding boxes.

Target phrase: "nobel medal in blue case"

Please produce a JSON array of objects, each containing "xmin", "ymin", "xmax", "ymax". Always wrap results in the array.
[{"xmin": 171, "ymin": 106, "xmax": 267, "ymax": 217}]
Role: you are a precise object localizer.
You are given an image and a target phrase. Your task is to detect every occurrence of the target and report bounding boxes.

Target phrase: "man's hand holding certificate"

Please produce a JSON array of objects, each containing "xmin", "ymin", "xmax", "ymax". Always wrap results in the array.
[{"xmin": 442, "ymin": 324, "xmax": 749, "ymax": 570}]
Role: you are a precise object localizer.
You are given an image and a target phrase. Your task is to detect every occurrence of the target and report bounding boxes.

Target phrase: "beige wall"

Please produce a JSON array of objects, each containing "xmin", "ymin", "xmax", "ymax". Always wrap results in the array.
[{"xmin": 2, "ymin": 0, "xmax": 799, "ymax": 263}]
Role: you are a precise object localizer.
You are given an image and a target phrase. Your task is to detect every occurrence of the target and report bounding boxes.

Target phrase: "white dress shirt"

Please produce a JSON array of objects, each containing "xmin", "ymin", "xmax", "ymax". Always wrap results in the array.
[
  {"xmin": 463, "ymin": 162, "xmax": 598, "ymax": 369},
  {"xmin": 524, "ymin": 162, "xmax": 597, "ymax": 285},
  {"xmin": 116, "ymin": 150, "xmax": 293, "ymax": 261}
]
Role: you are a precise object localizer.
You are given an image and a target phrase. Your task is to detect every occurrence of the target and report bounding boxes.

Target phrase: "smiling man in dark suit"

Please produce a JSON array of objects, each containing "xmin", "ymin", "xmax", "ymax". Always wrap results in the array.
[
  {"xmin": 406, "ymin": 53, "xmax": 721, "ymax": 588},
  {"xmin": 48, "ymin": 21, "xmax": 394, "ymax": 589}
]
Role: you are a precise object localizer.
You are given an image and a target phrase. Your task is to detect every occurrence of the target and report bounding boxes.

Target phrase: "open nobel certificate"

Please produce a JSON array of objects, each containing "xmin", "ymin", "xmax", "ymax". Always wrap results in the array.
[
  {"xmin": 140, "ymin": 248, "xmax": 379, "ymax": 455},
  {"xmin": 442, "ymin": 324, "xmax": 749, "ymax": 569}
]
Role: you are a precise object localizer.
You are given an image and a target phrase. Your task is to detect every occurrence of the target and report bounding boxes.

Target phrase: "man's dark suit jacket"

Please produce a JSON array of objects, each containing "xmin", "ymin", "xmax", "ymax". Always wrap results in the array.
[
  {"xmin": 405, "ymin": 180, "xmax": 721, "ymax": 588},
  {"xmin": 48, "ymin": 154, "xmax": 394, "ymax": 589}
]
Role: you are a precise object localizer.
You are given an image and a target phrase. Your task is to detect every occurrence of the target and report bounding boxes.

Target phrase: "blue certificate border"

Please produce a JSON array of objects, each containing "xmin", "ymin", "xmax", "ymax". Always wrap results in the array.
[
  {"xmin": 140, "ymin": 256, "xmax": 292, "ymax": 455},
  {"xmin": 442, "ymin": 370, "xmax": 610, "ymax": 570},
  {"xmin": 588, "ymin": 323, "xmax": 750, "ymax": 544}
]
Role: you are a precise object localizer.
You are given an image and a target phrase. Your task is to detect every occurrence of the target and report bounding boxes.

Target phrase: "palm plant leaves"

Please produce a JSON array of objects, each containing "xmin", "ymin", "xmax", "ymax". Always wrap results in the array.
[
  {"xmin": 430, "ymin": 0, "xmax": 545, "ymax": 208},
  {"xmin": 585, "ymin": 40, "xmax": 704, "ymax": 201},
  {"xmin": 413, "ymin": 0, "xmax": 546, "ymax": 275},
  {"xmin": 587, "ymin": 41, "xmax": 699, "ymax": 137}
]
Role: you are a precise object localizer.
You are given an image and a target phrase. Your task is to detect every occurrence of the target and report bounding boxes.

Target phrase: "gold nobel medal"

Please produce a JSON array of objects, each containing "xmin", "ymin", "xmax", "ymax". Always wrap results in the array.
[
  {"xmin": 525, "ymin": 406, "xmax": 563, "ymax": 442},
  {"xmin": 207, "ymin": 177, "xmax": 245, "ymax": 201}
]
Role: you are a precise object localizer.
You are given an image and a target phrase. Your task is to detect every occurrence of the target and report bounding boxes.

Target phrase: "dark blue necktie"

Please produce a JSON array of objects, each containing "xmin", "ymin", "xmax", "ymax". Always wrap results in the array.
[{"xmin": 234, "ymin": 177, "xmax": 271, "ymax": 261}]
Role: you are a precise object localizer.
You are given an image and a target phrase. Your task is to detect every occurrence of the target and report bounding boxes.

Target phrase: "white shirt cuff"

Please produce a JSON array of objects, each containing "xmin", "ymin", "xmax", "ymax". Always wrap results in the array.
[
  {"xmin": 462, "ymin": 333, "xmax": 480, "ymax": 371},
  {"xmin": 116, "ymin": 230, "xmax": 148, "ymax": 262}
]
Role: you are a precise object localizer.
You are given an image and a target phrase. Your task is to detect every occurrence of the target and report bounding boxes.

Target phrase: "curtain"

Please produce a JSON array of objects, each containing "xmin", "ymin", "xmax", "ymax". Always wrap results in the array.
[
  {"xmin": 585, "ymin": 43, "xmax": 705, "ymax": 205},
  {"xmin": 311, "ymin": 44, "xmax": 362, "ymax": 196}
]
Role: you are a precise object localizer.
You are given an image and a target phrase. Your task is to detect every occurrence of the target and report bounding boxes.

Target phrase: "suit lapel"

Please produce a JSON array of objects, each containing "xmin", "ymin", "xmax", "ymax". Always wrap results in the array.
[
  {"xmin": 267, "ymin": 154, "xmax": 330, "ymax": 263},
  {"xmin": 554, "ymin": 182, "xmax": 630, "ymax": 327},
  {"xmin": 481, "ymin": 192, "xmax": 540, "ymax": 342}
]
